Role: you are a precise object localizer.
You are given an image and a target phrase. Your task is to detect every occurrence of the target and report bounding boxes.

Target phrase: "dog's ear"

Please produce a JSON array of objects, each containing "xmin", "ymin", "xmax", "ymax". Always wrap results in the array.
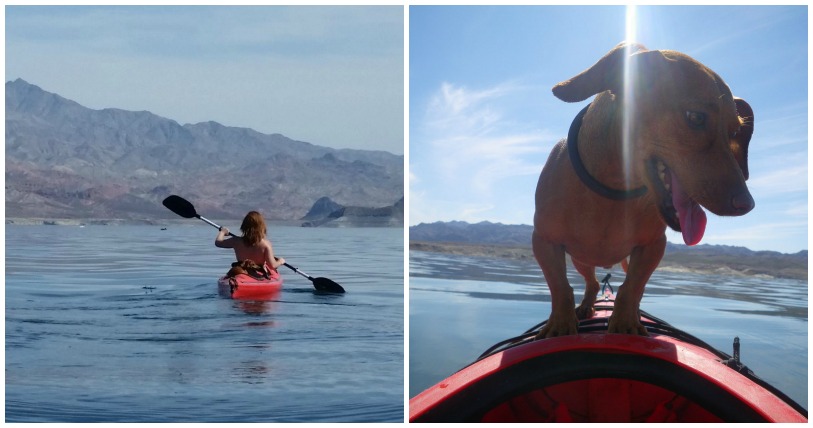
[
  {"xmin": 552, "ymin": 42, "xmax": 647, "ymax": 102},
  {"xmin": 731, "ymin": 97, "xmax": 753, "ymax": 180}
]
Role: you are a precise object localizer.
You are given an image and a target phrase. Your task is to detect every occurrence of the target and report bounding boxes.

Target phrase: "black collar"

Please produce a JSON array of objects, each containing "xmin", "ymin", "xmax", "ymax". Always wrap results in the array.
[{"xmin": 567, "ymin": 104, "xmax": 648, "ymax": 200}]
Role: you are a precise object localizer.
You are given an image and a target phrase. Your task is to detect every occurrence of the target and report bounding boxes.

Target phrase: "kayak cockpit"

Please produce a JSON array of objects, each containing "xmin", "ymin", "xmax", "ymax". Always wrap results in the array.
[{"xmin": 482, "ymin": 376, "xmax": 721, "ymax": 422}]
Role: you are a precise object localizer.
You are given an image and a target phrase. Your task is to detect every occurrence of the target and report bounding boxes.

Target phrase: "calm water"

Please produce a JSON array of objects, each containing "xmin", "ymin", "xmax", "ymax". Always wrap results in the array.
[
  {"xmin": 409, "ymin": 250, "xmax": 808, "ymax": 410},
  {"xmin": 6, "ymin": 224, "xmax": 404, "ymax": 422}
]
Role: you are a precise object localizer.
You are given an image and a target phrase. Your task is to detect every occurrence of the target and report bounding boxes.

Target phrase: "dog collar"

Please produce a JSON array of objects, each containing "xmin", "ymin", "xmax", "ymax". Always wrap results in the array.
[{"xmin": 567, "ymin": 104, "xmax": 648, "ymax": 200}]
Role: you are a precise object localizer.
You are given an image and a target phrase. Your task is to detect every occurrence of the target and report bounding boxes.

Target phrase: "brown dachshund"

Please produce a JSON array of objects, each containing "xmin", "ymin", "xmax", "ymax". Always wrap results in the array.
[
  {"xmin": 533, "ymin": 42, "xmax": 754, "ymax": 337},
  {"xmin": 226, "ymin": 259, "xmax": 269, "ymax": 279}
]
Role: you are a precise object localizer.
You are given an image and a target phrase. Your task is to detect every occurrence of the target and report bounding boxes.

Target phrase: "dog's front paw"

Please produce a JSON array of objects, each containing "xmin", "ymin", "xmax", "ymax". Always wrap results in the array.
[
  {"xmin": 607, "ymin": 312, "xmax": 649, "ymax": 336},
  {"xmin": 536, "ymin": 310, "xmax": 579, "ymax": 339}
]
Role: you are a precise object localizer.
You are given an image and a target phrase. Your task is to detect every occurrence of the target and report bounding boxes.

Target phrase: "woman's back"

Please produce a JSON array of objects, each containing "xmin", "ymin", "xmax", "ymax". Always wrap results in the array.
[{"xmin": 232, "ymin": 238, "xmax": 270, "ymax": 266}]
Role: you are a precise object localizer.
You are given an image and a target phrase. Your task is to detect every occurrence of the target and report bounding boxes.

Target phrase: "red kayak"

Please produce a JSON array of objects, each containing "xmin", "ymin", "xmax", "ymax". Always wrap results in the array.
[
  {"xmin": 410, "ymin": 289, "xmax": 807, "ymax": 422},
  {"xmin": 217, "ymin": 272, "xmax": 282, "ymax": 300}
]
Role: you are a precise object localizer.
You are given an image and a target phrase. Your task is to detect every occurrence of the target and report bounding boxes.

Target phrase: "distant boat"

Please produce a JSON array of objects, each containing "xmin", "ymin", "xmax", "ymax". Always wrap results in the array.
[{"xmin": 161, "ymin": 227, "xmax": 167, "ymax": 230}]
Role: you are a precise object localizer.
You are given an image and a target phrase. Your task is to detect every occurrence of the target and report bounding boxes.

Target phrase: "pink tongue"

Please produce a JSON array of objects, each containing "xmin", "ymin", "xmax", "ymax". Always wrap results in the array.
[{"xmin": 671, "ymin": 174, "xmax": 707, "ymax": 246}]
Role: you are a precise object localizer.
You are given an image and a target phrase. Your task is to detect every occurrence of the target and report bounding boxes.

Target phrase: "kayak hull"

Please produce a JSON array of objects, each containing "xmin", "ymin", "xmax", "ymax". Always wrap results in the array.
[
  {"xmin": 410, "ymin": 297, "xmax": 807, "ymax": 423},
  {"xmin": 217, "ymin": 273, "xmax": 282, "ymax": 299}
]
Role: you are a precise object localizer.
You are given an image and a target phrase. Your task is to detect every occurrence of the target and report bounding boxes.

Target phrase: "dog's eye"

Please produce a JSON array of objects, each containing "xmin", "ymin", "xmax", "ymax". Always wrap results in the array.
[
  {"xmin": 685, "ymin": 111, "xmax": 706, "ymax": 129},
  {"xmin": 685, "ymin": 111, "xmax": 706, "ymax": 128}
]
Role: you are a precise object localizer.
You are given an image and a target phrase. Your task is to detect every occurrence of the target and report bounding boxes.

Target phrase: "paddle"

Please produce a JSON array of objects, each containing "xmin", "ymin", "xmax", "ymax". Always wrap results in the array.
[{"xmin": 162, "ymin": 194, "xmax": 346, "ymax": 293}]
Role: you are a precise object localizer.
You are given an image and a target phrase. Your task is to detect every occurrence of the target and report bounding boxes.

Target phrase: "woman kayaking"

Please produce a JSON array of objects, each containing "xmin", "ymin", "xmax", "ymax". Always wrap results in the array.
[{"xmin": 215, "ymin": 211, "xmax": 285, "ymax": 276}]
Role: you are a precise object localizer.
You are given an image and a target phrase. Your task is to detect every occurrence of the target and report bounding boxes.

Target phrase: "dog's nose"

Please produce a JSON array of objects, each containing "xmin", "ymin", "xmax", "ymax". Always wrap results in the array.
[{"xmin": 731, "ymin": 191, "xmax": 755, "ymax": 214}]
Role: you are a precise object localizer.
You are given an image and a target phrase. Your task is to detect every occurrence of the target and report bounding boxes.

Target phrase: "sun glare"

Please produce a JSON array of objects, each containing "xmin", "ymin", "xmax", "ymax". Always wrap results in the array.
[
  {"xmin": 625, "ymin": 5, "xmax": 638, "ymax": 43},
  {"xmin": 621, "ymin": 5, "xmax": 638, "ymax": 188}
]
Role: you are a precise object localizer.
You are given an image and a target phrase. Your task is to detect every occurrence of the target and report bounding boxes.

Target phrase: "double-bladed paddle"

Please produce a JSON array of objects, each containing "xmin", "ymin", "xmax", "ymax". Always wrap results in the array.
[{"xmin": 162, "ymin": 194, "xmax": 345, "ymax": 293}]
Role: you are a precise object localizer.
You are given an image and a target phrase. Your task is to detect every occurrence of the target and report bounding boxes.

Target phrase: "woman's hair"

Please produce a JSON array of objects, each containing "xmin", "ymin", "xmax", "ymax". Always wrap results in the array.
[{"xmin": 240, "ymin": 211, "xmax": 267, "ymax": 246}]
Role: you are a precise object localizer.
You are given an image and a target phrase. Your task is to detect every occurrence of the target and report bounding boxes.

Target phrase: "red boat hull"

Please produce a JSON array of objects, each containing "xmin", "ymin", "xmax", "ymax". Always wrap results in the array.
[
  {"xmin": 217, "ymin": 273, "xmax": 282, "ymax": 300},
  {"xmin": 410, "ymin": 297, "xmax": 807, "ymax": 423}
]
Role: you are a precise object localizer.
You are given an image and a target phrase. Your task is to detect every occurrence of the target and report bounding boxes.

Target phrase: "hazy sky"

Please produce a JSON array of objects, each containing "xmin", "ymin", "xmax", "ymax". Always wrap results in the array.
[
  {"xmin": 409, "ymin": 5, "xmax": 807, "ymax": 253},
  {"xmin": 6, "ymin": 6, "xmax": 405, "ymax": 154}
]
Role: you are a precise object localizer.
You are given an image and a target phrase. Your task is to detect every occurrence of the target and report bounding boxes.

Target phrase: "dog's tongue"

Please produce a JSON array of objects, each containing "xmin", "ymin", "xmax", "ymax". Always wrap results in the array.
[{"xmin": 671, "ymin": 174, "xmax": 706, "ymax": 246}]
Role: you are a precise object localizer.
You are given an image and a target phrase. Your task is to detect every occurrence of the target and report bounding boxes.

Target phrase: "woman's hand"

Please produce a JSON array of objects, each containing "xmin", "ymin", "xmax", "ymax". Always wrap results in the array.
[{"xmin": 215, "ymin": 227, "xmax": 231, "ymax": 247}]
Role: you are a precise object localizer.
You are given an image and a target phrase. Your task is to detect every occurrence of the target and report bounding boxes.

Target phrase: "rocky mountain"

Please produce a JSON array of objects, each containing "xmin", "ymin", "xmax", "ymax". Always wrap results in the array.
[
  {"xmin": 301, "ymin": 196, "xmax": 345, "ymax": 221},
  {"xmin": 6, "ymin": 79, "xmax": 403, "ymax": 221},
  {"xmin": 410, "ymin": 221, "xmax": 807, "ymax": 279},
  {"xmin": 410, "ymin": 220, "xmax": 532, "ymax": 245},
  {"xmin": 302, "ymin": 196, "xmax": 404, "ymax": 227}
]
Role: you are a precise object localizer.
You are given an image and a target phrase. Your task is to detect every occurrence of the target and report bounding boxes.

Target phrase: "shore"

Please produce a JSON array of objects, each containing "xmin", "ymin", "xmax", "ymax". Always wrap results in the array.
[
  {"xmin": 5, "ymin": 218, "xmax": 164, "ymax": 226},
  {"xmin": 5, "ymin": 218, "xmax": 359, "ymax": 227},
  {"xmin": 410, "ymin": 241, "xmax": 807, "ymax": 281}
]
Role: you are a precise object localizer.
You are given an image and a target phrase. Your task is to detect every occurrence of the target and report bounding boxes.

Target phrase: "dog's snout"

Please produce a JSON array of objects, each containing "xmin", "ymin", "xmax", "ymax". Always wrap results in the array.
[{"xmin": 731, "ymin": 191, "xmax": 755, "ymax": 214}]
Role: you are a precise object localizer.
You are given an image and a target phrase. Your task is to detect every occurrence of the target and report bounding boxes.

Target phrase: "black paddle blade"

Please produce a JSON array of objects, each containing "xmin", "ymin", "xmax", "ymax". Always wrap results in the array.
[
  {"xmin": 162, "ymin": 195, "xmax": 198, "ymax": 219},
  {"xmin": 313, "ymin": 277, "xmax": 345, "ymax": 293}
]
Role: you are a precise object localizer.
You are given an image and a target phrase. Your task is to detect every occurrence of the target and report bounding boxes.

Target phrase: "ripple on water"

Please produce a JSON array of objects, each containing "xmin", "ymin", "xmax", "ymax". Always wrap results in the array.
[{"xmin": 6, "ymin": 225, "xmax": 404, "ymax": 422}]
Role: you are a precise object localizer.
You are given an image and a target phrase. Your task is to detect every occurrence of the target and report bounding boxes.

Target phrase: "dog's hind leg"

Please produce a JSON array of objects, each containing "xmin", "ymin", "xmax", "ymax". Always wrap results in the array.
[{"xmin": 572, "ymin": 257, "xmax": 600, "ymax": 320}]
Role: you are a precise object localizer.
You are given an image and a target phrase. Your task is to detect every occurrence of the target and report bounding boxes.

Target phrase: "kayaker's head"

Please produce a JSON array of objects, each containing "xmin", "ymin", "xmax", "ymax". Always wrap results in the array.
[{"xmin": 240, "ymin": 211, "xmax": 267, "ymax": 246}]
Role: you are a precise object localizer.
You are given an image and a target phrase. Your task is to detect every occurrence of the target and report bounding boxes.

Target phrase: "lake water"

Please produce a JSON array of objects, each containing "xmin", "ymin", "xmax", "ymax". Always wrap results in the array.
[
  {"xmin": 6, "ymin": 224, "xmax": 404, "ymax": 422},
  {"xmin": 408, "ymin": 250, "xmax": 807, "ymax": 410}
]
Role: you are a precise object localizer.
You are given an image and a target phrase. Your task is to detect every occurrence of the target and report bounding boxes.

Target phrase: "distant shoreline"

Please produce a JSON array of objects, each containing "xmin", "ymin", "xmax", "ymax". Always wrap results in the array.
[
  {"xmin": 5, "ymin": 218, "xmax": 258, "ymax": 227},
  {"xmin": 410, "ymin": 241, "xmax": 807, "ymax": 281},
  {"xmin": 6, "ymin": 218, "xmax": 168, "ymax": 226},
  {"xmin": 5, "ymin": 218, "xmax": 402, "ymax": 228}
]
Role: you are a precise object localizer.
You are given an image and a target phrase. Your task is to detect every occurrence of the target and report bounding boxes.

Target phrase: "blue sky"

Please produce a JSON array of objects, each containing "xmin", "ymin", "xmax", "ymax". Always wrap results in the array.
[
  {"xmin": 409, "ymin": 5, "xmax": 807, "ymax": 253},
  {"xmin": 5, "ymin": 6, "xmax": 404, "ymax": 154}
]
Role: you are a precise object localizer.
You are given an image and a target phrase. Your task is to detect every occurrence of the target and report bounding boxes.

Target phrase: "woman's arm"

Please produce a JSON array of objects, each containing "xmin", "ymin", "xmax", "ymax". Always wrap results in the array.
[
  {"xmin": 263, "ymin": 240, "xmax": 285, "ymax": 269},
  {"xmin": 215, "ymin": 227, "xmax": 235, "ymax": 248}
]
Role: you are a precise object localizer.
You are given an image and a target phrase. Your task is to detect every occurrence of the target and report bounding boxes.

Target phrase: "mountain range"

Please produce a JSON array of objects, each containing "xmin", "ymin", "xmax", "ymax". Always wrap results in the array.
[
  {"xmin": 6, "ymin": 79, "xmax": 403, "ymax": 221},
  {"xmin": 410, "ymin": 221, "xmax": 807, "ymax": 279}
]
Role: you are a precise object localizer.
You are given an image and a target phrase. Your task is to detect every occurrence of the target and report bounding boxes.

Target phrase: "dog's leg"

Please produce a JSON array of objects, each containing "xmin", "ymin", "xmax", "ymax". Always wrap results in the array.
[
  {"xmin": 533, "ymin": 231, "xmax": 578, "ymax": 338},
  {"xmin": 608, "ymin": 235, "xmax": 666, "ymax": 336},
  {"xmin": 572, "ymin": 257, "xmax": 600, "ymax": 320}
]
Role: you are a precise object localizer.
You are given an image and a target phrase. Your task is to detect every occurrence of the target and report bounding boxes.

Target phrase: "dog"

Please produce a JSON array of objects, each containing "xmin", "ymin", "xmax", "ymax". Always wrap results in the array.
[
  {"xmin": 226, "ymin": 259, "xmax": 269, "ymax": 279},
  {"xmin": 533, "ymin": 42, "xmax": 754, "ymax": 337}
]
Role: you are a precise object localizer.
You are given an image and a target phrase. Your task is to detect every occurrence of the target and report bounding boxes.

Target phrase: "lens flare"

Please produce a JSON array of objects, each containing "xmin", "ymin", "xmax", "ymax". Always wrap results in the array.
[{"xmin": 622, "ymin": 5, "xmax": 637, "ymax": 189}]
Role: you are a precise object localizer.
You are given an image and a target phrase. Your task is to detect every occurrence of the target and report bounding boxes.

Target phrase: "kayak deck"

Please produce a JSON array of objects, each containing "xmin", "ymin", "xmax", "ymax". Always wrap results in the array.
[
  {"xmin": 217, "ymin": 272, "xmax": 282, "ymax": 300},
  {"xmin": 410, "ymin": 293, "xmax": 807, "ymax": 423}
]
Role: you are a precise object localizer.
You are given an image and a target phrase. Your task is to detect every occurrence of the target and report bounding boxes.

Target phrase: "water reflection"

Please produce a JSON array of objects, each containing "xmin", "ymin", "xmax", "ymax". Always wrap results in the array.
[
  {"xmin": 233, "ymin": 360, "xmax": 272, "ymax": 385},
  {"xmin": 234, "ymin": 299, "xmax": 279, "ymax": 316}
]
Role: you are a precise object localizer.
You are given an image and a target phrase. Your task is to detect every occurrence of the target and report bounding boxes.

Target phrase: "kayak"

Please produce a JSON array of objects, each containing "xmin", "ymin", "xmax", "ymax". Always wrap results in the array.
[
  {"xmin": 409, "ymin": 290, "xmax": 807, "ymax": 423},
  {"xmin": 217, "ymin": 272, "xmax": 283, "ymax": 300}
]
